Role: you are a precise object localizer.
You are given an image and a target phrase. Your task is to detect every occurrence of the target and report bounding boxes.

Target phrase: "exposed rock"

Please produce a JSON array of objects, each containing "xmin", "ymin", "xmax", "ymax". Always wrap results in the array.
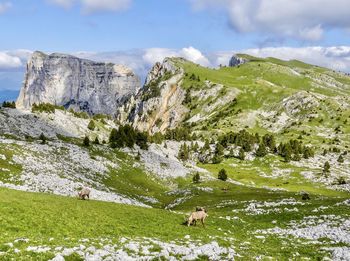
[
  {"xmin": 229, "ymin": 55, "xmax": 247, "ymax": 67},
  {"xmin": 117, "ymin": 58, "xmax": 188, "ymax": 134},
  {"xmin": 16, "ymin": 51, "xmax": 141, "ymax": 115}
]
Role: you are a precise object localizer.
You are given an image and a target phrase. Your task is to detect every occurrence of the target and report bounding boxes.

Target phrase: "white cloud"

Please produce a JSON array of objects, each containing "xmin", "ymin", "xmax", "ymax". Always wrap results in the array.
[
  {"xmin": 190, "ymin": 0, "xmax": 350, "ymax": 41},
  {"xmin": 81, "ymin": 0, "xmax": 131, "ymax": 13},
  {"xmin": 142, "ymin": 48, "xmax": 178, "ymax": 66},
  {"xmin": 49, "ymin": 0, "xmax": 74, "ymax": 9},
  {"xmin": 240, "ymin": 46, "xmax": 350, "ymax": 72},
  {"xmin": 142, "ymin": 46, "xmax": 210, "ymax": 67},
  {"xmin": 180, "ymin": 46, "xmax": 210, "ymax": 67},
  {"xmin": 0, "ymin": 1, "xmax": 12, "ymax": 14},
  {"xmin": 49, "ymin": 0, "xmax": 131, "ymax": 13},
  {"xmin": 0, "ymin": 52, "xmax": 22, "ymax": 69}
]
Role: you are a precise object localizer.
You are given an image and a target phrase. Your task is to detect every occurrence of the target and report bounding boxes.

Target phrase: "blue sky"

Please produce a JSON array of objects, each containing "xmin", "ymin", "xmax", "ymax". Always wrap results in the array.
[{"xmin": 1, "ymin": 0, "xmax": 350, "ymax": 96}]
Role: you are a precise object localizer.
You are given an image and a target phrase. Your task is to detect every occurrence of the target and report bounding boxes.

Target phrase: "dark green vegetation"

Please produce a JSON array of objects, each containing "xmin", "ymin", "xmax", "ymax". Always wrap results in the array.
[
  {"xmin": 32, "ymin": 103, "xmax": 64, "ymax": 113},
  {"xmin": 2, "ymin": 101, "xmax": 16, "ymax": 108},
  {"xmin": 109, "ymin": 125, "xmax": 148, "ymax": 150}
]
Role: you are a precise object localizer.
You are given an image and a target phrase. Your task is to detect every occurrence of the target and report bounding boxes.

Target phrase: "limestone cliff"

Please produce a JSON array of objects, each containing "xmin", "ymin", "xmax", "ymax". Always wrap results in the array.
[{"xmin": 16, "ymin": 51, "xmax": 141, "ymax": 115}]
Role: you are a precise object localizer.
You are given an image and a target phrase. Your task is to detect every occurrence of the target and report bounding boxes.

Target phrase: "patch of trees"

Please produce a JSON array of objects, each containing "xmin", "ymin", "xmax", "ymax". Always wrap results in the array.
[
  {"xmin": 277, "ymin": 140, "xmax": 314, "ymax": 162},
  {"xmin": 109, "ymin": 125, "xmax": 149, "ymax": 150},
  {"xmin": 188, "ymin": 73, "xmax": 200, "ymax": 82},
  {"xmin": 2, "ymin": 101, "xmax": 16, "ymax": 108},
  {"xmin": 165, "ymin": 127, "xmax": 193, "ymax": 141},
  {"xmin": 141, "ymin": 71, "xmax": 173, "ymax": 101},
  {"xmin": 32, "ymin": 103, "xmax": 64, "ymax": 113},
  {"xmin": 218, "ymin": 129, "xmax": 260, "ymax": 152},
  {"xmin": 217, "ymin": 130, "xmax": 314, "ymax": 162}
]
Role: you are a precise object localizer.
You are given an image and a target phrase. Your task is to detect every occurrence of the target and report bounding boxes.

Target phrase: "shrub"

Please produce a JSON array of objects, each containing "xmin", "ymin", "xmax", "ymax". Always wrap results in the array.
[
  {"xmin": 192, "ymin": 172, "xmax": 200, "ymax": 183},
  {"xmin": 218, "ymin": 168, "xmax": 228, "ymax": 181},
  {"xmin": 337, "ymin": 177, "xmax": 347, "ymax": 185},
  {"xmin": 87, "ymin": 120, "xmax": 96, "ymax": 130},
  {"xmin": 337, "ymin": 155, "xmax": 344, "ymax": 163}
]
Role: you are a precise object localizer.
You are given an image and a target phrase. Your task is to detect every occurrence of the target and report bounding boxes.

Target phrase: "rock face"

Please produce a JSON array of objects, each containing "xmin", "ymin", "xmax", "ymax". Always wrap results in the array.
[
  {"xmin": 229, "ymin": 54, "xmax": 247, "ymax": 67},
  {"xmin": 117, "ymin": 58, "xmax": 188, "ymax": 134},
  {"xmin": 16, "ymin": 51, "xmax": 141, "ymax": 115}
]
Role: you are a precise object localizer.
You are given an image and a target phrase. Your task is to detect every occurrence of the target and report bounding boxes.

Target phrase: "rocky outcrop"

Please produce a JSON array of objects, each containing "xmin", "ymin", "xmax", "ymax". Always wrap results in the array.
[
  {"xmin": 16, "ymin": 51, "xmax": 141, "ymax": 115},
  {"xmin": 229, "ymin": 54, "xmax": 247, "ymax": 67},
  {"xmin": 117, "ymin": 58, "xmax": 188, "ymax": 134}
]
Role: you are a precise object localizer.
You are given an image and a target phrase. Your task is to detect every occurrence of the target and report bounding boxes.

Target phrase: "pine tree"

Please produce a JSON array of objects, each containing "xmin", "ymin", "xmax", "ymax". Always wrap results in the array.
[
  {"xmin": 256, "ymin": 143, "xmax": 267, "ymax": 157},
  {"xmin": 212, "ymin": 155, "xmax": 222, "ymax": 164},
  {"xmin": 192, "ymin": 172, "xmax": 200, "ymax": 183},
  {"xmin": 178, "ymin": 143, "xmax": 189, "ymax": 161},
  {"xmin": 93, "ymin": 137, "xmax": 100, "ymax": 145},
  {"xmin": 218, "ymin": 168, "xmax": 228, "ymax": 181},
  {"xmin": 323, "ymin": 161, "xmax": 330, "ymax": 175},
  {"xmin": 215, "ymin": 143, "xmax": 224, "ymax": 156},
  {"xmin": 238, "ymin": 148, "xmax": 245, "ymax": 160},
  {"xmin": 39, "ymin": 132, "xmax": 47, "ymax": 144},
  {"xmin": 203, "ymin": 139, "xmax": 210, "ymax": 150},
  {"xmin": 83, "ymin": 136, "xmax": 90, "ymax": 147},
  {"xmin": 292, "ymin": 153, "xmax": 301, "ymax": 161}
]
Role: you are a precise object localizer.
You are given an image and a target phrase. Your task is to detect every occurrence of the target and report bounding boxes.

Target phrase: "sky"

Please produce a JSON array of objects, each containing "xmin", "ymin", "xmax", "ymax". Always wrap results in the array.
[{"xmin": 1, "ymin": 0, "xmax": 350, "ymax": 96}]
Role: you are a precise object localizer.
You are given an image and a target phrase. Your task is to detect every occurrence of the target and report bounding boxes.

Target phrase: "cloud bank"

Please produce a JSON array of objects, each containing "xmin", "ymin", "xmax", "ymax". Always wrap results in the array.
[{"xmin": 191, "ymin": 0, "xmax": 350, "ymax": 41}]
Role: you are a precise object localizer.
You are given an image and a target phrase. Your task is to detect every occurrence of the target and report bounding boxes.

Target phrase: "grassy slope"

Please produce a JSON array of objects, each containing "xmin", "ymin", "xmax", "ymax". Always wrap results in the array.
[
  {"xmin": 0, "ymin": 184, "xmax": 348, "ymax": 260},
  {"xmin": 174, "ymin": 56, "xmax": 350, "ymax": 145}
]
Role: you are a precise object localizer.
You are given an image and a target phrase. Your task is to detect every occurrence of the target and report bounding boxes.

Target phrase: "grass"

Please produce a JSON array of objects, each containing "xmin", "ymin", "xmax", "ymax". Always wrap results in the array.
[{"xmin": 0, "ymin": 183, "xmax": 348, "ymax": 259}]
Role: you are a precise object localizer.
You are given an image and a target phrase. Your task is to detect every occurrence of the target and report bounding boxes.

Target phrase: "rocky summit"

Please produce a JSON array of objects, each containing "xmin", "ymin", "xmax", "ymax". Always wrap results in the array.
[{"xmin": 16, "ymin": 51, "xmax": 141, "ymax": 115}]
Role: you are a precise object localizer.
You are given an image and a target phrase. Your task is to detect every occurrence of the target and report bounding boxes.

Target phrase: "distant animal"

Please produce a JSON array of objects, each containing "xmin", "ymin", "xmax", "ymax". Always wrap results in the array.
[
  {"xmin": 187, "ymin": 207, "xmax": 208, "ymax": 227},
  {"xmin": 78, "ymin": 187, "xmax": 91, "ymax": 200}
]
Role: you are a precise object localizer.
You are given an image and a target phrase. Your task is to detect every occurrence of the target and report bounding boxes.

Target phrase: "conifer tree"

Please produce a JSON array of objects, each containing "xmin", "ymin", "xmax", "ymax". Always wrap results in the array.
[
  {"xmin": 83, "ymin": 136, "xmax": 90, "ymax": 147},
  {"xmin": 193, "ymin": 172, "xmax": 200, "ymax": 183},
  {"xmin": 256, "ymin": 143, "xmax": 267, "ymax": 157},
  {"xmin": 323, "ymin": 161, "xmax": 330, "ymax": 175},
  {"xmin": 39, "ymin": 132, "xmax": 47, "ymax": 144},
  {"xmin": 238, "ymin": 148, "xmax": 245, "ymax": 160},
  {"xmin": 218, "ymin": 168, "xmax": 228, "ymax": 181}
]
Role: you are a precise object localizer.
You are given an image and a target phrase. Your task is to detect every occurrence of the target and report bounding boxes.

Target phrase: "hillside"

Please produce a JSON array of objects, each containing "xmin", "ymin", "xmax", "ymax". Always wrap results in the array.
[{"xmin": 0, "ymin": 54, "xmax": 349, "ymax": 260}]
